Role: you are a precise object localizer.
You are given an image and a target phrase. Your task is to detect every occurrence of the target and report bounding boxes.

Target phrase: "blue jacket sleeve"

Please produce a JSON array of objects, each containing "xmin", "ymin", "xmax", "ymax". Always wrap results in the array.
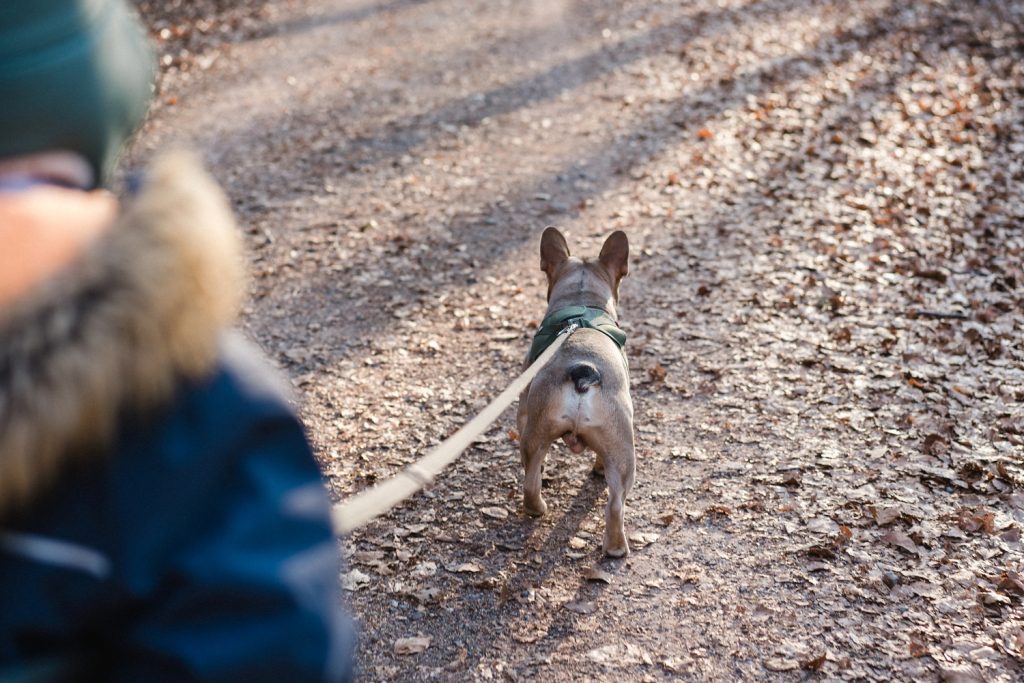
[{"xmin": 103, "ymin": 341, "xmax": 356, "ymax": 682}]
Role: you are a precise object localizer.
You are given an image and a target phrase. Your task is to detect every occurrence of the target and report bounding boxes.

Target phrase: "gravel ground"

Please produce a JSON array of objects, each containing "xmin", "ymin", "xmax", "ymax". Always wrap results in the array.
[{"xmin": 129, "ymin": 0, "xmax": 1023, "ymax": 680}]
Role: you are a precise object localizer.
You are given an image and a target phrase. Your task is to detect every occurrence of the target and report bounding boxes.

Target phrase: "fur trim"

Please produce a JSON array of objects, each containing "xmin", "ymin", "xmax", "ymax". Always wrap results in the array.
[{"xmin": 0, "ymin": 152, "xmax": 243, "ymax": 515}]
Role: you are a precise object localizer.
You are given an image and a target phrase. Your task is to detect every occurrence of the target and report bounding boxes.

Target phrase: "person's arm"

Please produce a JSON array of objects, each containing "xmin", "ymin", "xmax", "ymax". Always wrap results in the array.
[{"xmin": 105, "ymin": 351, "xmax": 355, "ymax": 683}]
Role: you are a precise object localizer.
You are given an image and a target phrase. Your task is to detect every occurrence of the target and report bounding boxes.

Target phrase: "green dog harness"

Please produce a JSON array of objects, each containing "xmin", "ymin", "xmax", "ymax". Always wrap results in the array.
[{"xmin": 527, "ymin": 305, "xmax": 626, "ymax": 364}]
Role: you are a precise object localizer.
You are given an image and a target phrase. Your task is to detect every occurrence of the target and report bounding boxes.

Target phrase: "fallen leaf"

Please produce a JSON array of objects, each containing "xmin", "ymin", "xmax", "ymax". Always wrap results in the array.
[
  {"xmin": 445, "ymin": 647, "xmax": 468, "ymax": 672},
  {"xmin": 674, "ymin": 565, "xmax": 702, "ymax": 584},
  {"xmin": 800, "ymin": 653, "xmax": 827, "ymax": 671},
  {"xmin": 481, "ymin": 506, "xmax": 509, "ymax": 520},
  {"xmin": 704, "ymin": 504, "xmax": 732, "ymax": 517},
  {"xmin": 628, "ymin": 531, "xmax": 660, "ymax": 548},
  {"xmin": 584, "ymin": 567, "xmax": 614, "ymax": 583},
  {"xmin": 938, "ymin": 663, "xmax": 985, "ymax": 682},
  {"xmin": 978, "ymin": 591, "xmax": 1011, "ymax": 609},
  {"xmin": 412, "ymin": 586, "xmax": 442, "ymax": 603},
  {"xmin": 473, "ymin": 576, "xmax": 501, "ymax": 590},
  {"xmin": 997, "ymin": 570, "xmax": 1024, "ymax": 596},
  {"xmin": 661, "ymin": 657, "xmax": 686, "ymax": 673},
  {"xmin": 908, "ymin": 581, "xmax": 942, "ymax": 599},
  {"xmin": 923, "ymin": 433, "xmax": 949, "ymax": 456},
  {"xmin": 648, "ymin": 364, "xmax": 668, "ymax": 382},
  {"xmin": 566, "ymin": 600, "xmax": 597, "ymax": 614},
  {"xmin": 806, "ymin": 527, "xmax": 851, "ymax": 561},
  {"xmin": 957, "ymin": 508, "xmax": 995, "ymax": 535},
  {"xmin": 806, "ymin": 544, "xmax": 838, "ymax": 561},
  {"xmin": 881, "ymin": 529, "xmax": 919, "ymax": 554},
  {"xmin": 1011, "ymin": 627, "xmax": 1024, "ymax": 656},
  {"xmin": 586, "ymin": 643, "xmax": 652, "ymax": 666},
  {"xmin": 351, "ymin": 549, "xmax": 385, "ymax": 563},
  {"xmin": 411, "ymin": 561, "xmax": 437, "ymax": 579},
  {"xmin": 765, "ymin": 657, "xmax": 799, "ymax": 672},
  {"xmin": 512, "ymin": 627, "xmax": 548, "ymax": 644},
  {"xmin": 394, "ymin": 635, "xmax": 431, "ymax": 655},
  {"xmin": 870, "ymin": 504, "xmax": 902, "ymax": 526},
  {"xmin": 341, "ymin": 568, "xmax": 372, "ymax": 591},
  {"xmin": 781, "ymin": 470, "xmax": 802, "ymax": 487}
]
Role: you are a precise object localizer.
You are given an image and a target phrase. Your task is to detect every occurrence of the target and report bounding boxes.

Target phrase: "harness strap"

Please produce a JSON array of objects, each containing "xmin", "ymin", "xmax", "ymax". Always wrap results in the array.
[{"xmin": 527, "ymin": 305, "xmax": 626, "ymax": 363}]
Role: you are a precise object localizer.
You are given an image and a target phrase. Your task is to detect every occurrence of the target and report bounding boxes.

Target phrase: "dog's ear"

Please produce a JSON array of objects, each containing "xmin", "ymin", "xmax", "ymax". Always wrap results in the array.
[
  {"xmin": 540, "ymin": 226, "xmax": 570, "ymax": 279},
  {"xmin": 599, "ymin": 231, "xmax": 629, "ymax": 287}
]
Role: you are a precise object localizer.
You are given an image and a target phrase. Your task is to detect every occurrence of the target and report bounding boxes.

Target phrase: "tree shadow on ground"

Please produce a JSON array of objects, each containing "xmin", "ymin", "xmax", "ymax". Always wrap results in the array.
[
  {"xmin": 203, "ymin": 0, "xmax": 776, "ymax": 210},
  {"xmin": 261, "ymin": 0, "xmax": 916, "ymax": 362},
  {"xmin": 250, "ymin": 0, "xmax": 434, "ymax": 41},
  {"xmin": 362, "ymin": 451, "xmax": 611, "ymax": 676},
  {"xmin": 333, "ymin": 1, "xmax": 1022, "ymax": 676}
]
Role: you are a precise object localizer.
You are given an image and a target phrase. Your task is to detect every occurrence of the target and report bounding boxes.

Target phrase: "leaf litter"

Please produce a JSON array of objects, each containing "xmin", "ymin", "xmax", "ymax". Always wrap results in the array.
[{"xmin": 132, "ymin": 0, "xmax": 1024, "ymax": 680}]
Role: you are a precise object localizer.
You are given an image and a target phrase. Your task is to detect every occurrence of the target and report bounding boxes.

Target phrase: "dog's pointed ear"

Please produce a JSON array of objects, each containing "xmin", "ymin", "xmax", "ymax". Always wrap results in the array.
[
  {"xmin": 540, "ymin": 226, "xmax": 570, "ymax": 278},
  {"xmin": 599, "ymin": 230, "xmax": 629, "ymax": 285}
]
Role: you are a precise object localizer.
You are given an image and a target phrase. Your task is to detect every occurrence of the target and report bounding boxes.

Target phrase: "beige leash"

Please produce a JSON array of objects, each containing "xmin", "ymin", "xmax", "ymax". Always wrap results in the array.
[{"xmin": 331, "ymin": 324, "xmax": 577, "ymax": 535}]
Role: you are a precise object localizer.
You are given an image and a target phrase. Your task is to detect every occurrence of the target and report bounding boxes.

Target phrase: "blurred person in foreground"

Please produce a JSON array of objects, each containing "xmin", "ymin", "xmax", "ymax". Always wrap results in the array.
[{"xmin": 0, "ymin": 1, "xmax": 354, "ymax": 681}]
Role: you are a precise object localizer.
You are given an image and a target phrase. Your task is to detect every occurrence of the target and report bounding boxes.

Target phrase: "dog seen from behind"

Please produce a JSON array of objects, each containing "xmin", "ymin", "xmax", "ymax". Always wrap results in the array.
[{"xmin": 516, "ymin": 227, "xmax": 635, "ymax": 557}]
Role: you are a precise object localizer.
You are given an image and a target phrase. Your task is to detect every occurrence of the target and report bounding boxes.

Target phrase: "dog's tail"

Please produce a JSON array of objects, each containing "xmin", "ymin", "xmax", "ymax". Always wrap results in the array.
[{"xmin": 568, "ymin": 362, "xmax": 601, "ymax": 394}]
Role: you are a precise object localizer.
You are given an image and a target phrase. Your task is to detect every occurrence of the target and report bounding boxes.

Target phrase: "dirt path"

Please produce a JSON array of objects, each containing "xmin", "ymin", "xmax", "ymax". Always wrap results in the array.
[{"xmin": 130, "ymin": 0, "xmax": 1023, "ymax": 679}]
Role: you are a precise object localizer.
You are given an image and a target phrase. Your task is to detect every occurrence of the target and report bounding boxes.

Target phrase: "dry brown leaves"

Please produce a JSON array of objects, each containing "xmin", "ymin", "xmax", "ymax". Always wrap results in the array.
[{"xmin": 133, "ymin": 0, "xmax": 1024, "ymax": 680}]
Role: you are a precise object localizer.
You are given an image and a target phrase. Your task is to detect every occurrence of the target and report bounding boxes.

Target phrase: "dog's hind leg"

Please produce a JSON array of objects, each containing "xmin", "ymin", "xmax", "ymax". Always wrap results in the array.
[
  {"xmin": 520, "ymin": 433, "xmax": 550, "ymax": 517},
  {"xmin": 595, "ymin": 435, "xmax": 635, "ymax": 557},
  {"xmin": 516, "ymin": 386, "xmax": 530, "ymax": 438}
]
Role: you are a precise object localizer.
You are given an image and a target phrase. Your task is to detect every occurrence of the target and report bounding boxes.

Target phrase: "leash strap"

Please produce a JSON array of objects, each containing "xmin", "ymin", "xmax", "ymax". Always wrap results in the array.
[{"xmin": 331, "ymin": 323, "xmax": 578, "ymax": 535}]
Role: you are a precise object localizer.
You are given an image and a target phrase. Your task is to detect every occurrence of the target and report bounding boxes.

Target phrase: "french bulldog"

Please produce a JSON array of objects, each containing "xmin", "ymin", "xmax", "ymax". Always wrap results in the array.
[{"xmin": 516, "ymin": 227, "xmax": 634, "ymax": 557}]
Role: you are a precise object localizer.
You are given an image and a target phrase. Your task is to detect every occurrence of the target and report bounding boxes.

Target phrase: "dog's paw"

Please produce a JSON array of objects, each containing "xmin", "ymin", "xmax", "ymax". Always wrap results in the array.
[
  {"xmin": 524, "ymin": 496, "xmax": 548, "ymax": 517},
  {"xmin": 603, "ymin": 529, "xmax": 630, "ymax": 557},
  {"xmin": 603, "ymin": 540, "xmax": 630, "ymax": 558}
]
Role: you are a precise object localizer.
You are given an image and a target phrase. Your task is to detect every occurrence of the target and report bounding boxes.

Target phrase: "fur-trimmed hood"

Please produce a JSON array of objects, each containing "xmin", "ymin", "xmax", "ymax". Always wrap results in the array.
[{"xmin": 0, "ymin": 152, "xmax": 243, "ymax": 515}]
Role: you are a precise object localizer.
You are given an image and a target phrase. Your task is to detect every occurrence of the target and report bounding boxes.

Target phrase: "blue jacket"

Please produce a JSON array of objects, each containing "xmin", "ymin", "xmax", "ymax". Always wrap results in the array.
[{"xmin": 0, "ymin": 154, "xmax": 354, "ymax": 681}]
